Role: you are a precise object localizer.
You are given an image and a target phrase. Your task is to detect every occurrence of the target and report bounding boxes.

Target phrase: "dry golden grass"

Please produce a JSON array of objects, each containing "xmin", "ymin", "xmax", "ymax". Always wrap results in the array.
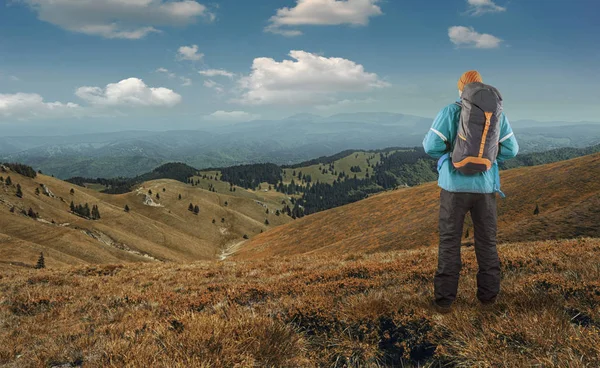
[
  {"xmin": 1, "ymin": 237, "xmax": 599, "ymax": 367},
  {"xmin": 0, "ymin": 171, "xmax": 292, "ymax": 267},
  {"xmin": 237, "ymin": 153, "xmax": 600, "ymax": 259}
]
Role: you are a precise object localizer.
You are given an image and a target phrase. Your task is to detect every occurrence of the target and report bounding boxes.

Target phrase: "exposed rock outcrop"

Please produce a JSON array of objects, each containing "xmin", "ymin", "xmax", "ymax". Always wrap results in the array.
[
  {"xmin": 41, "ymin": 184, "xmax": 55, "ymax": 198},
  {"xmin": 143, "ymin": 194, "xmax": 163, "ymax": 207}
]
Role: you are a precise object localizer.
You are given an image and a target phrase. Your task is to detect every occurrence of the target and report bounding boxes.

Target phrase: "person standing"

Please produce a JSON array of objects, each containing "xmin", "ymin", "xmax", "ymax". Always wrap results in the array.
[{"xmin": 422, "ymin": 70, "xmax": 519, "ymax": 312}]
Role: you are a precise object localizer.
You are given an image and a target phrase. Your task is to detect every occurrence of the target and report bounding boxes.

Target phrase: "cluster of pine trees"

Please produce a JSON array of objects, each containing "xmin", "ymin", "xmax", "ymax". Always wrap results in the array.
[
  {"xmin": 70, "ymin": 202, "xmax": 101, "ymax": 220},
  {"xmin": 372, "ymin": 149, "xmax": 437, "ymax": 188},
  {"xmin": 270, "ymin": 149, "xmax": 438, "ymax": 219},
  {"xmin": 1, "ymin": 176, "xmax": 24, "ymax": 198},
  {"xmin": 67, "ymin": 163, "xmax": 199, "ymax": 194},
  {"xmin": 188, "ymin": 203, "xmax": 200, "ymax": 215},
  {"xmin": 218, "ymin": 163, "xmax": 282, "ymax": 190},
  {"xmin": 66, "ymin": 176, "xmax": 130, "ymax": 193},
  {"xmin": 289, "ymin": 170, "xmax": 313, "ymax": 184},
  {"xmin": 2, "ymin": 163, "xmax": 37, "ymax": 178}
]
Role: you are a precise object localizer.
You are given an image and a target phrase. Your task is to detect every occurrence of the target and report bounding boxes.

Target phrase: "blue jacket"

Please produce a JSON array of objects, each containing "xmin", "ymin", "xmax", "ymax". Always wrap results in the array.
[{"xmin": 422, "ymin": 101, "xmax": 519, "ymax": 194}]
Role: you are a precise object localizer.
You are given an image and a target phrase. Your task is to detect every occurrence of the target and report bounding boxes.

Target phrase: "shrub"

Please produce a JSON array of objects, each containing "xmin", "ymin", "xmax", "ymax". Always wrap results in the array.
[{"xmin": 35, "ymin": 252, "xmax": 45, "ymax": 269}]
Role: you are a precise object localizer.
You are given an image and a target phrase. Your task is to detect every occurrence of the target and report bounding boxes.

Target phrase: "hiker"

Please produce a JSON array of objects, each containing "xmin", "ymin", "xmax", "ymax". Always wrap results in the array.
[{"xmin": 422, "ymin": 70, "xmax": 519, "ymax": 312}]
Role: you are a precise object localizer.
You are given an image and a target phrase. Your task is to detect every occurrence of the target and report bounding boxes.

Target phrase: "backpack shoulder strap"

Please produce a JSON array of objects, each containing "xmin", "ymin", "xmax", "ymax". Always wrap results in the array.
[{"xmin": 454, "ymin": 101, "xmax": 462, "ymax": 107}]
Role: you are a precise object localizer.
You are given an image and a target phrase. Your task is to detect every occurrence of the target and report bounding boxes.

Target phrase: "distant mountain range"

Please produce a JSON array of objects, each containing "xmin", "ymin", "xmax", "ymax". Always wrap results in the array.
[{"xmin": 1, "ymin": 112, "xmax": 598, "ymax": 178}]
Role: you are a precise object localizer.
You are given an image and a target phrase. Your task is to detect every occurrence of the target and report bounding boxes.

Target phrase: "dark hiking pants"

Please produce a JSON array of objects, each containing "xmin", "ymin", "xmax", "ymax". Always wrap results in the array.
[{"xmin": 434, "ymin": 189, "xmax": 500, "ymax": 306}]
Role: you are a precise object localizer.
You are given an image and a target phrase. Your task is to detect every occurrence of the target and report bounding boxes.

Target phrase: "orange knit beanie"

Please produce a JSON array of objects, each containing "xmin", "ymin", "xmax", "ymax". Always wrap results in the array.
[{"xmin": 458, "ymin": 70, "xmax": 483, "ymax": 91}]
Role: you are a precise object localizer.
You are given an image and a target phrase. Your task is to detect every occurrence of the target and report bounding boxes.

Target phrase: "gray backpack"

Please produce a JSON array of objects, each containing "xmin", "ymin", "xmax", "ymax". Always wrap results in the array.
[{"xmin": 452, "ymin": 82, "xmax": 503, "ymax": 175}]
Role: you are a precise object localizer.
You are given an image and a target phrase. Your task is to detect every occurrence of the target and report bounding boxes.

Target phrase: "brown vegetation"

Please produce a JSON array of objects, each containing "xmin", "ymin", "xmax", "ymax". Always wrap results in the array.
[
  {"xmin": 0, "ymin": 172, "xmax": 292, "ymax": 267},
  {"xmin": 1, "ymin": 237, "xmax": 599, "ymax": 367},
  {"xmin": 236, "ymin": 153, "xmax": 600, "ymax": 259}
]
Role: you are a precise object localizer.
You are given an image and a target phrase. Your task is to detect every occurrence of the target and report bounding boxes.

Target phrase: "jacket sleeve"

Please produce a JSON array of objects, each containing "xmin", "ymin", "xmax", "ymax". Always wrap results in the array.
[
  {"xmin": 423, "ymin": 106, "xmax": 453, "ymax": 159},
  {"xmin": 497, "ymin": 113, "xmax": 519, "ymax": 162}
]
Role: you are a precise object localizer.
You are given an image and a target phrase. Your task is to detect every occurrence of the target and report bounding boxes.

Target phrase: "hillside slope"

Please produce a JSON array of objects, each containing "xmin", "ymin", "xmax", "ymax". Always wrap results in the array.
[
  {"xmin": 0, "ymin": 168, "xmax": 292, "ymax": 267},
  {"xmin": 1, "ymin": 237, "xmax": 599, "ymax": 367},
  {"xmin": 236, "ymin": 153, "xmax": 600, "ymax": 259}
]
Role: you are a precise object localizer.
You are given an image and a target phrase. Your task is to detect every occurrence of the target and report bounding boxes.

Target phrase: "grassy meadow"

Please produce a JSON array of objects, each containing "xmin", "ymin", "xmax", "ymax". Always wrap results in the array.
[{"xmin": 1, "ymin": 237, "xmax": 599, "ymax": 367}]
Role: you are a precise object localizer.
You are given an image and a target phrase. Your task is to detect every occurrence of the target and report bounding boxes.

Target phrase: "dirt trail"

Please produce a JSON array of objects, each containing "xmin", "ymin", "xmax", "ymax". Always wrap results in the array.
[{"xmin": 219, "ymin": 240, "xmax": 245, "ymax": 261}]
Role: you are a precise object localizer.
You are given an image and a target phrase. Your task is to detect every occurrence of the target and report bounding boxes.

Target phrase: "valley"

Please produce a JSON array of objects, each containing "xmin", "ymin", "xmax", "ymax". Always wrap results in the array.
[
  {"xmin": 0, "ymin": 165, "xmax": 292, "ymax": 268},
  {"xmin": 2, "ymin": 148, "xmax": 599, "ymax": 267}
]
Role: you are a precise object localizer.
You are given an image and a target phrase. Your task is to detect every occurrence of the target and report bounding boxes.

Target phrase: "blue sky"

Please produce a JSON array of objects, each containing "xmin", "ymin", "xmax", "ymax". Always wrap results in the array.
[{"xmin": 0, "ymin": 0, "xmax": 599, "ymax": 135}]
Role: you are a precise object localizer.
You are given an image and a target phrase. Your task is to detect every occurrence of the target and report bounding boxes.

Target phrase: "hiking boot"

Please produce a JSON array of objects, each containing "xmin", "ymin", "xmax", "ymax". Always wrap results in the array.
[
  {"xmin": 432, "ymin": 300, "xmax": 452, "ymax": 314},
  {"xmin": 479, "ymin": 297, "xmax": 497, "ymax": 309}
]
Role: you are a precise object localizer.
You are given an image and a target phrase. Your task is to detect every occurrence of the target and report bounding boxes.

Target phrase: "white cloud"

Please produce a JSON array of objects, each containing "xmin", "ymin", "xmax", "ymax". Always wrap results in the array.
[
  {"xmin": 198, "ymin": 69, "xmax": 235, "ymax": 78},
  {"xmin": 75, "ymin": 78, "xmax": 182, "ymax": 107},
  {"xmin": 204, "ymin": 110, "xmax": 260, "ymax": 122},
  {"xmin": 448, "ymin": 26, "xmax": 502, "ymax": 48},
  {"xmin": 156, "ymin": 67, "xmax": 176, "ymax": 78},
  {"xmin": 266, "ymin": 0, "xmax": 383, "ymax": 36},
  {"xmin": 156, "ymin": 68, "xmax": 192, "ymax": 86},
  {"xmin": 0, "ymin": 93, "xmax": 80, "ymax": 120},
  {"xmin": 203, "ymin": 79, "xmax": 224, "ymax": 94},
  {"xmin": 22, "ymin": 0, "xmax": 214, "ymax": 39},
  {"xmin": 177, "ymin": 44, "xmax": 203, "ymax": 61},
  {"xmin": 466, "ymin": 0, "xmax": 506, "ymax": 16},
  {"xmin": 236, "ymin": 50, "xmax": 388, "ymax": 105}
]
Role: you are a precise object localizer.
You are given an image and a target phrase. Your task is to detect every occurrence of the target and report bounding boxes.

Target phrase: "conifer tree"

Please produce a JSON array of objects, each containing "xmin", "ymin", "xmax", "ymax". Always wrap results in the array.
[
  {"xmin": 178, "ymin": 194, "xmax": 182, "ymax": 200},
  {"xmin": 188, "ymin": 203, "xmax": 194, "ymax": 211},
  {"xmin": 16, "ymin": 184, "xmax": 23, "ymax": 198},
  {"xmin": 265, "ymin": 218, "xmax": 269, "ymax": 225},
  {"xmin": 35, "ymin": 187, "xmax": 40, "ymax": 195},
  {"xmin": 28, "ymin": 208, "xmax": 38, "ymax": 219},
  {"xmin": 193, "ymin": 205, "xmax": 199, "ymax": 215},
  {"xmin": 5, "ymin": 176, "xmax": 12, "ymax": 186},
  {"xmin": 156, "ymin": 193, "xmax": 160, "ymax": 200},
  {"xmin": 35, "ymin": 252, "xmax": 45, "ymax": 269},
  {"xmin": 70, "ymin": 188, "xmax": 75, "ymax": 195},
  {"xmin": 91, "ymin": 205, "xmax": 101, "ymax": 220},
  {"xmin": 148, "ymin": 189, "xmax": 152, "ymax": 195},
  {"xmin": 534, "ymin": 204, "xmax": 540, "ymax": 215},
  {"xmin": 124, "ymin": 205, "xmax": 130, "ymax": 212},
  {"xmin": 70, "ymin": 201, "xmax": 75, "ymax": 212}
]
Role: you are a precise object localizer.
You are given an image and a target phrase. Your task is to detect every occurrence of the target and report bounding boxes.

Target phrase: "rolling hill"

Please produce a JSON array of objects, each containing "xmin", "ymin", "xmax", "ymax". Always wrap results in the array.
[
  {"xmin": 0, "ymin": 165, "xmax": 292, "ymax": 268},
  {"xmin": 235, "ymin": 152, "xmax": 600, "ymax": 259}
]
